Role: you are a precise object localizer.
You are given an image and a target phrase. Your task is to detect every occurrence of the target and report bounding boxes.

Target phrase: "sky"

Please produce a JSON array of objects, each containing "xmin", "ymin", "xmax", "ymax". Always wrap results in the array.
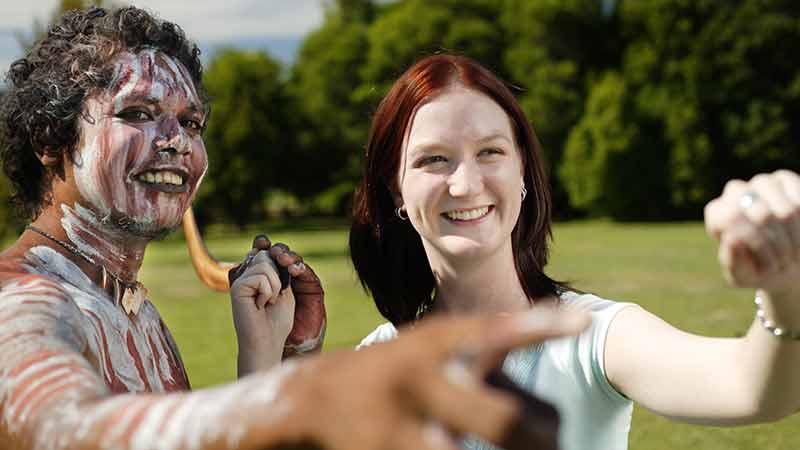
[{"xmin": 0, "ymin": 0, "xmax": 326, "ymax": 80}]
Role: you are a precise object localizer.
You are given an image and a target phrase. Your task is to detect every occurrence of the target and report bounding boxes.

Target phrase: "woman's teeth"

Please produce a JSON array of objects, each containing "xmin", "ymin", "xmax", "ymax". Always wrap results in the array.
[
  {"xmin": 138, "ymin": 171, "xmax": 184, "ymax": 186},
  {"xmin": 444, "ymin": 206, "xmax": 490, "ymax": 221}
]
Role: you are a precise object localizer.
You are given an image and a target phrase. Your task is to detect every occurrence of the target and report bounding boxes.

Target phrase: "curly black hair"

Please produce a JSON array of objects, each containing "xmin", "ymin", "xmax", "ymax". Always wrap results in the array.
[{"xmin": 0, "ymin": 6, "xmax": 205, "ymax": 220}]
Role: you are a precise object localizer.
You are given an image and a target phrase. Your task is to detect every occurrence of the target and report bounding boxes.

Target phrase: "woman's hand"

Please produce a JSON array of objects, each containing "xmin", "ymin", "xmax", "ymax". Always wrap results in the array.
[
  {"xmin": 230, "ymin": 235, "xmax": 295, "ymax": 375},
  {"xmin": 705, "ymin": 170, "xmax": 800, "ymax": 296}
]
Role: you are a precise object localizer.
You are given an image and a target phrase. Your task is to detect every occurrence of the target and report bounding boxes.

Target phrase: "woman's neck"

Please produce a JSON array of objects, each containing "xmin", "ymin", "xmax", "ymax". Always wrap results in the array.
[{"xmin": 427, "ymin": 240, "xmax": 531, "ymax": 315}]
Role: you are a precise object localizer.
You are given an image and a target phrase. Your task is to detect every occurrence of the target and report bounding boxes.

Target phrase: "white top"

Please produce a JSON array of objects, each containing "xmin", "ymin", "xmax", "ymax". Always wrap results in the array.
[{"xmin": 357, "ymin": 291, "xmax": 636, "ymax": 450}]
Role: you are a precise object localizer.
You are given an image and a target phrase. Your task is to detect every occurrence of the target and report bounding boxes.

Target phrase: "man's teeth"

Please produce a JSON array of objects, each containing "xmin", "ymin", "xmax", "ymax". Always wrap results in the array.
[
  {"xmin": 445, "ymin": 206, "xmax": 490, "ymax": 221},
  {"xmin": 138, "ymin": 171, "xmax": 184, "ymax": 186}
]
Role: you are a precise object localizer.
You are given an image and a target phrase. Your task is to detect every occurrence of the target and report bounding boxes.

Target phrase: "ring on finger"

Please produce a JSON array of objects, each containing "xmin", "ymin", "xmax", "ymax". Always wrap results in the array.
[{"xmin": 739, "ymin": 190, "xmax": 761, "ymax": 210}]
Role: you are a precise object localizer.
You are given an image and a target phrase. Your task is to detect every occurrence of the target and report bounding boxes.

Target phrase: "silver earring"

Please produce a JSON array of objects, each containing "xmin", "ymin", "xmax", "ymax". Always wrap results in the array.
[
  {"xmin": 395, "ymin": 206, "xmax": 408, "ymax": 221},
  {"xmin": 521, "ymin": 185, "xmax": 527, "ymax": 201}
]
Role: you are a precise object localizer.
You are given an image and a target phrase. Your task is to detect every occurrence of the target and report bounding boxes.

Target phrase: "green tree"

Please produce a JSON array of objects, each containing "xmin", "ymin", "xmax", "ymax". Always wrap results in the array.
[
  {"xmin": 561, "ymin": 72, "xmax": 671, "ymax": 219},
  {"xmin": 195, "ymin": 49, "xmax": 292, "ymax": 227},
  {"xmin": 559, "ymin": 0, "xmax": 800, "ymax": 219},
  {"xmin": 500, "ymin": 0, "xmax": 622, "ymax": 216},
  {"xmin": 361, "ymin": 0, "xmax": 506, "ymax": 102},
  {"xmin": 285, "ymin": 0, "xmax": 375, "ymax": 212},
  {"xmin": 622, "ymin": 0, "xmax": 800, "ymax": 215}
]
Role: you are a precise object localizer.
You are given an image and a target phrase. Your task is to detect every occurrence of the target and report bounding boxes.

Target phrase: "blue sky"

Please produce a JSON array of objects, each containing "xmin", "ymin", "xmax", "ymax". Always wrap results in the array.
[{"xmin": 0, "ymin": 1, "xmax": 325, "ymax": 80}]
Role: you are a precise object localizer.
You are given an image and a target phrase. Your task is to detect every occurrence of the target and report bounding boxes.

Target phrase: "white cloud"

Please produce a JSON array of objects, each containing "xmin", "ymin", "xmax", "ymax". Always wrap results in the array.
[
  {"xmin": 0, "ymin": 1, "xmax": 323, "ymax": 38},
  {"xmin": 0, "ymin": 1, "xmax": 60, "ymax": 30},
  {"xmin": 0, "ymin": 1, "xmax": 324, "ymax": 82},
  {"xmin": 129, "ymin": 0, "xmax": 324, "ymax": 40}
]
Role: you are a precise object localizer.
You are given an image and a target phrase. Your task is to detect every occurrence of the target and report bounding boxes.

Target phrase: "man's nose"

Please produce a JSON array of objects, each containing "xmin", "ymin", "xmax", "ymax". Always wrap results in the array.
[
  {"xmin": 447, "ymin": 160, "xmax": 484, "ymax": 197},
  {"xmin": 154, "ymin": 118, "xmax": 191, "ymax": 154}
]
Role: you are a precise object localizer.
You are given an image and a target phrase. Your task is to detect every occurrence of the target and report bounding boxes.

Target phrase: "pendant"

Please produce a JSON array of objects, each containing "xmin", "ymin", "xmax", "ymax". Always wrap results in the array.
[{"xmin": 122, "ymin": 283, "xmax": 148, "ymax": 315}]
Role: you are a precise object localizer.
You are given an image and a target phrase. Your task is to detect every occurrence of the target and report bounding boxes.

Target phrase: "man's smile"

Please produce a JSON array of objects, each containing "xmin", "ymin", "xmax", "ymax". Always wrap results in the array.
[{"xmin": 133, "ymin": 167, "xmax": 189, "ymax": 193}]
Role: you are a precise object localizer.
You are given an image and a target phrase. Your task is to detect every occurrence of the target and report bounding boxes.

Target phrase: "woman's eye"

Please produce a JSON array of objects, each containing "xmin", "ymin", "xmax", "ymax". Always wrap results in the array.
[
  {"xmin": 479, "ymin": 147, "xmax": 503, "ymax": 157},
  {"xmin": 117, "ymin": 109, "xmax": 153, "ymax": 122},
  {"xmin": 181, "ymin": 118, "xmax": 204, "ymax": 132},
  {"xmin": 417, "ymin": 155, "xmax": 447, "ymax": 167}
]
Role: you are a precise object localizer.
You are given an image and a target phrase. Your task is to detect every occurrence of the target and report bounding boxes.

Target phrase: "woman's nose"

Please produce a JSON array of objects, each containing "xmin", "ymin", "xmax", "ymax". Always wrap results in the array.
[{"xmin": 447, "ymin": 160, "xmax": 484, "ymax": 197}]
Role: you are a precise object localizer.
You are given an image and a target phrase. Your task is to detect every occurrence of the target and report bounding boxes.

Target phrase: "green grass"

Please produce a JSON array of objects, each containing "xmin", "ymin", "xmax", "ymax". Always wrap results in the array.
[{"xmin": 140, "ymin": 219, "xmax": 800, "ymax": 450}]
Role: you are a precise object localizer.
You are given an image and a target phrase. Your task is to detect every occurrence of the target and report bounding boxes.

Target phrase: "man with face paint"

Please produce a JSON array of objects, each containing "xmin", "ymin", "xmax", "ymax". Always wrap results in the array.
[{"xmin": 0, "ymin": 6, "xmax": 589, "ymax": 450}]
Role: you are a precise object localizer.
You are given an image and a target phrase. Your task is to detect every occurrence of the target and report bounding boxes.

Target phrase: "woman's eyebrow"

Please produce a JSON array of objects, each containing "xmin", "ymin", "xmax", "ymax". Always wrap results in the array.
[
  {"xmin": 475, "ymin": 133, "xmax": 512, "ymax": 144},
  {"xmin": 408, "ymin": 141, "xmax": 449, "ymax": 156}
]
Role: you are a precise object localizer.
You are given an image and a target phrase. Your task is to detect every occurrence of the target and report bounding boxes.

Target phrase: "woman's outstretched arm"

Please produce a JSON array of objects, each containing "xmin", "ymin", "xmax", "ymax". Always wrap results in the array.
[{"xmin": 605, "ymin": 170, "xmax": 800, "ymax": 425}]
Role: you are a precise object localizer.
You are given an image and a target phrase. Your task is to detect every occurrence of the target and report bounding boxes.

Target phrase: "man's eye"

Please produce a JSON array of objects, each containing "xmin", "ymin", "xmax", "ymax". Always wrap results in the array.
[
  {"xmin": 181, "ymin": 118, "xmax": 204, "ymax": 133},
  {"xmin": 117, "ymin": 109, "xmax": 153, "ymax": 122}
]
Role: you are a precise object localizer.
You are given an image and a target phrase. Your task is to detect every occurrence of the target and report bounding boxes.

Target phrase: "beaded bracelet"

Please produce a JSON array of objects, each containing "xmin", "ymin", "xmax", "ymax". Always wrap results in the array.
[{"xmin": 754, "ymin": 293, "xmax": 800, "ymax": 340}]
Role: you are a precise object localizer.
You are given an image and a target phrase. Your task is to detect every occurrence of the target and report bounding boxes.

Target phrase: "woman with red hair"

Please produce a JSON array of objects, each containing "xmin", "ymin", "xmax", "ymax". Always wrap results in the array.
[{"xmin": 351, "ymin": 54, "xmax": 800, "ymax": 449}]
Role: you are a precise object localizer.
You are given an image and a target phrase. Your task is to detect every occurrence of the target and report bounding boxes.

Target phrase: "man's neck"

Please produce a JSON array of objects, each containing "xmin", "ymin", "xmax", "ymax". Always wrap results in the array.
[{"xmin": 29, "ymin": 202, "xmax": 148, "ymax": 284}]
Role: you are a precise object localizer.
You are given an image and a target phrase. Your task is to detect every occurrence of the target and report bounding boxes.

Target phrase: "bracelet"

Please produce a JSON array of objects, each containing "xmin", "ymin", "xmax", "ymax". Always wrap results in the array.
[{"xmin": 754, "ymin": 293, "xmax": 800, "ymax": 340}]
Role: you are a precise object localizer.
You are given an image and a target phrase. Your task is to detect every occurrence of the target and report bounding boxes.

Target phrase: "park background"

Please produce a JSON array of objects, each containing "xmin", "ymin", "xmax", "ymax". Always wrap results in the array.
[{"xmin": 1, "ymin": 0, "xmax": 800, "ymax": 449}]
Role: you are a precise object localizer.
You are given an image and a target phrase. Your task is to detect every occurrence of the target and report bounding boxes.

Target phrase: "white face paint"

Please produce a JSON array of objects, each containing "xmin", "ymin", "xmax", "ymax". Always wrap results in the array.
[{"xmin": 72, "ymin": 50, "xmax": 208, "ymax": 237}]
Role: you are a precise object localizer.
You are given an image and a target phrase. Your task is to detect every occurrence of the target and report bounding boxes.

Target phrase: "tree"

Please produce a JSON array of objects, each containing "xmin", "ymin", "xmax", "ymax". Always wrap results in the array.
[
  {"xmin": 285, "ymin": 0, "xmax": 375, "ymax": 212},
  {"xmin": 361, "ymin": 0, "xmax": 506, "ymax": 102},
  {"xmin": 559, "ymin": 0, "xmax": 800, "ymax": 219},
  {"xmin": 500, "ymin": 0, "xmax": 623, "ymax": 217},
  {"xmin": 194, "ymin": 49, "xmax": 292, "ymax": 227},
  {"xmin": 560, "ymin": 72, "xmax": 671, "ymax": 219}
]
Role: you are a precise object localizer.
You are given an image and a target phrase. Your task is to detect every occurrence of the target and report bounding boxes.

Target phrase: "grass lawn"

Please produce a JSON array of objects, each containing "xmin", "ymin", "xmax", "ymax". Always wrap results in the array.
[{"xmin": 141, "ymin": 219, "xmax": 800, "ymax": 450}]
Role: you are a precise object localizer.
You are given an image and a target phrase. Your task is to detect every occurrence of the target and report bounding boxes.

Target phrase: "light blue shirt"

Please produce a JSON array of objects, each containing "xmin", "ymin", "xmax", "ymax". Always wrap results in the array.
[{"xmin": 358, "ymin": 292, "xmax": 636, "ymax": 450}]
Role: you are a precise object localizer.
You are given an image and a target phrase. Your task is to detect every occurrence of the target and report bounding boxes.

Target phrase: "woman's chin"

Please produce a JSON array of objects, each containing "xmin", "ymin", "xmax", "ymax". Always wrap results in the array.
[{"xmin": 435, "ymin": 236, "xmax": 498, "ymax": 260}]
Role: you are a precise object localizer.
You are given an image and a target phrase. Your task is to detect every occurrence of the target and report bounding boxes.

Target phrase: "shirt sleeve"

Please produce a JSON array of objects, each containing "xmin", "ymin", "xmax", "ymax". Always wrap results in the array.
[
  {"xmin": 356, "ymin": 322, "xmax": 399, "ymax": 350},
  {"xmin": 563, "ymin": 291, "xmax": 638, "ymax": 403}
]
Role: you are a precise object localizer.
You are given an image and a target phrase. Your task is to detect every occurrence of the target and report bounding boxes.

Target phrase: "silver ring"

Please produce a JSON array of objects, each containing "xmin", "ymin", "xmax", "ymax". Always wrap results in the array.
[{"xmin": 739, "ymin": 190, "xmax": 760, "ymax": 209}]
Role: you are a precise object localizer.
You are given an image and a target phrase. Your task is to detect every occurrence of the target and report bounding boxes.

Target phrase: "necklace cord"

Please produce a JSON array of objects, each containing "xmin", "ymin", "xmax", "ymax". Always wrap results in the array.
[{"xmin": 25, "ymin": 225, "xmax": 140, "ymax": 290}]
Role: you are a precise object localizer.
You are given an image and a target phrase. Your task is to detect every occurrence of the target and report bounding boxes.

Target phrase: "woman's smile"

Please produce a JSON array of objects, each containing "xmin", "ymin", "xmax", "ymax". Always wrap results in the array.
[{"xmin": 441, "ymin": 205, "xmax": 494, "ymax": 223}]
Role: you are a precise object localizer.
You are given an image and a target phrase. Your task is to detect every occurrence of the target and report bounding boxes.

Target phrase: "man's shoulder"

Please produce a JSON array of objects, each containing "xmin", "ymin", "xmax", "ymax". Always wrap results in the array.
[{"xmin": 0, "ymin": 256, "xmax": 79, "ymax": 311}]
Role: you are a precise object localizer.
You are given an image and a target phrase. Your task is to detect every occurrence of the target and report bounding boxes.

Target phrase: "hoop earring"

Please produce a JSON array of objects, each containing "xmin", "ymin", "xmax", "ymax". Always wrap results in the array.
[
  {"xmin": 521, "ymin": 185, "xmax": 528, "ymax": 201},
  {"xmin": 395, "ymin": 206, "xmax": 408, "ymax": 221}
]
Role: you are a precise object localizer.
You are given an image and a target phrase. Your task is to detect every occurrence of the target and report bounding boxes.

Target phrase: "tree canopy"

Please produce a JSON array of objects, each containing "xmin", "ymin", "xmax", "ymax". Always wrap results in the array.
[{"xmin": 2, "ymin": 0, "xmax": 798, "ymax": 225}]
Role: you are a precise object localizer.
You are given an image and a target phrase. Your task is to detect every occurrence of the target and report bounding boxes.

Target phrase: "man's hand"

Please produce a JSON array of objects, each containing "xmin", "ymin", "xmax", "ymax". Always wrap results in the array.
[
  {"xmin": 230, "ymin": 235, "xmax": 296, "ymax": 374},
  {"xmin": 229, "ymin": 235, "xmax": 327, "ymax": 372},
  {"xmin": 268, "ymin": 243, "xmax": 326, "ymax": 358},
  {"xmin": 277, "ymin": 308, "xmax": 589, "ymax": 450}
]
